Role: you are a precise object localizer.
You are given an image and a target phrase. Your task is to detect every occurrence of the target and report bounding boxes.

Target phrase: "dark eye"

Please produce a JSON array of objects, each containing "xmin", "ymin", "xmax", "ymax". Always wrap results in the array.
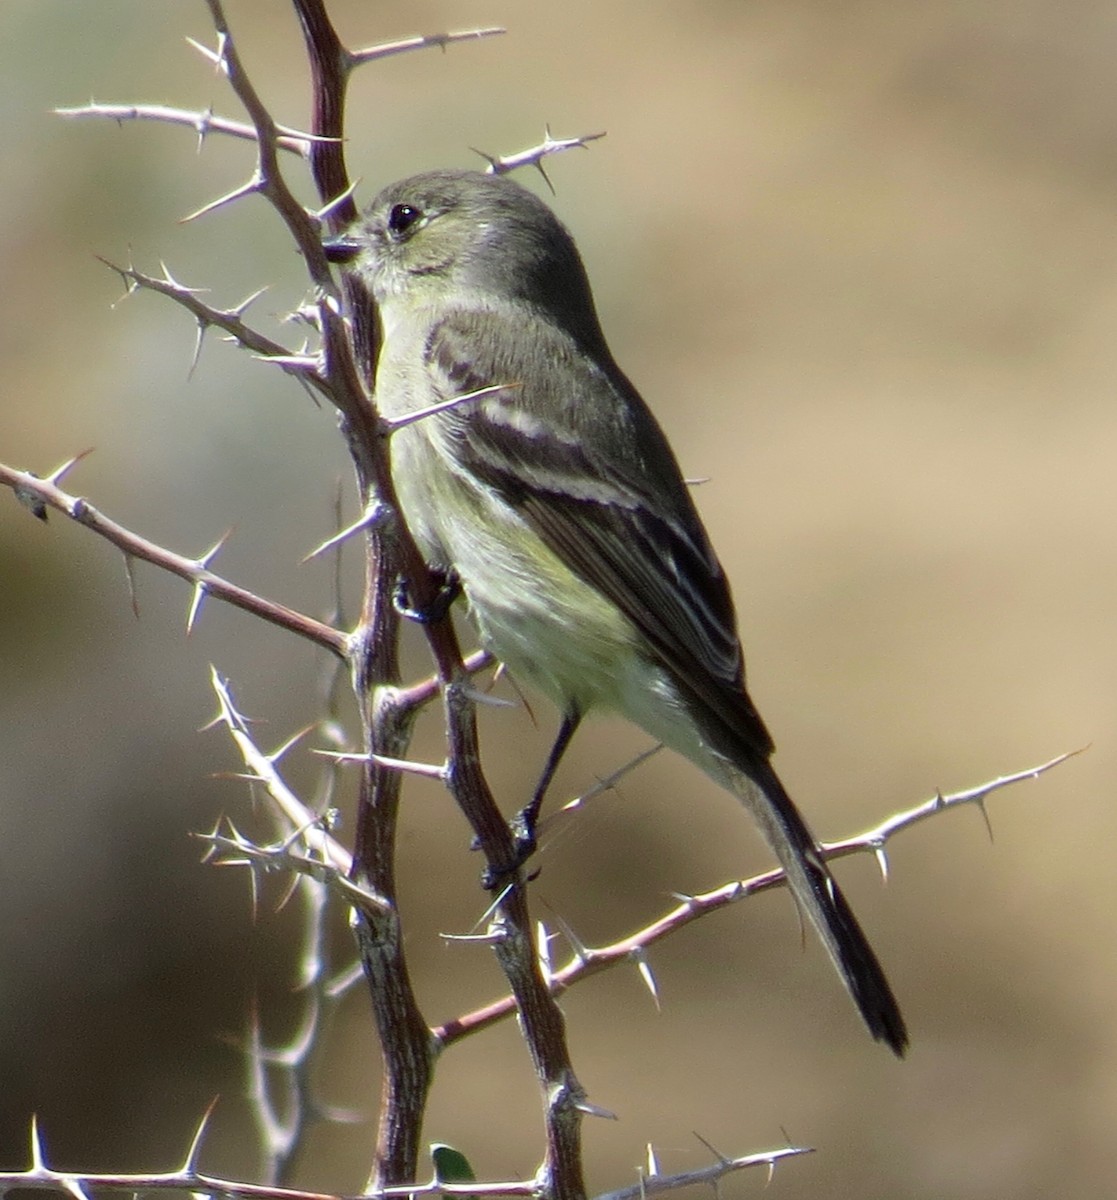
[{"xmin": 388, "ymin": 203, "xmax": 422, "ymax": 236}]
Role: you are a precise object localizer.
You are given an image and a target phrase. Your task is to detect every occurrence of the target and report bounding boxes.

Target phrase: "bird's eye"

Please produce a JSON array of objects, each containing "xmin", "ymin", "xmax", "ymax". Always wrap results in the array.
[{"xmin": 388, "ymin": 203, "xmax": 423, "ymax": 236}]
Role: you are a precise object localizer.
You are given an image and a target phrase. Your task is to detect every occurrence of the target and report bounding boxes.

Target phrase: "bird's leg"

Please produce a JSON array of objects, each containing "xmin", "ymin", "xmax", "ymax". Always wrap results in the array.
[
  {"xmin": 509, "ymin": 708, "xmax": 583, "ymax": 858},
  {"xmin": 393, "ymin": 568, "xmax": 461, "ymax": 624}
]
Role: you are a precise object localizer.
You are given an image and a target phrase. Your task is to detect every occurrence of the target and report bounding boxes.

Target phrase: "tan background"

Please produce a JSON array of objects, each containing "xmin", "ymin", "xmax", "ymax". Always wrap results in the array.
[{"xmin": 1, "ymin": 2, "xmax": 1113, "ymax": 1197}]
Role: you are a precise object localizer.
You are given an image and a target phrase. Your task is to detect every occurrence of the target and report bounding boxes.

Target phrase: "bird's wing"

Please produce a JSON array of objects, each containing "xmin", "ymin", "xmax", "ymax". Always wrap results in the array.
[{"xmin": 425, "ymin": 306, "xmax": 775, "ymax": 761}]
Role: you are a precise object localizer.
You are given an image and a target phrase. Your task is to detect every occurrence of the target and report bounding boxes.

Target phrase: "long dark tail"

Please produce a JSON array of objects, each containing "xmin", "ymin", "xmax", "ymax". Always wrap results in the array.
[{"xmin": 723, "ymin": 755, "xmax": 908, "ymax": 1055}]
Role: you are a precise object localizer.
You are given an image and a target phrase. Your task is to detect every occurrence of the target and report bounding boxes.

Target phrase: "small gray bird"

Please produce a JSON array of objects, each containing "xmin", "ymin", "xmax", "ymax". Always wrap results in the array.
[{"xmin": 325, "ymin": 169, "xmax": 907, "ymax": 1055}]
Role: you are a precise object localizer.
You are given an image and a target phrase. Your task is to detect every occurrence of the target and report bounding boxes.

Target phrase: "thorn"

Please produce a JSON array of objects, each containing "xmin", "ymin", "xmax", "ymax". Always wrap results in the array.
[
  {"xmin": 543, "ymin": 908, "xmax": 590, "ymax": 965},
  {"xmin": 252, "ymin": 352, "xmax": 323, "ymax": 382},
  {"xmin": 29, "ymin": 1114, "xmax": 46, "ymax": 1171},
  {"xmin": 325, "ymin": 959, "xmax": 365, "ymax": 999},
  {"xmin": 269, "ymin": 724, "xmax": 315, "ymax": 765},
  {"xmin": 460, "ymin": 685, "xmax": 516, "ymax": 709},
  {"xmin": 441, "ymin": 929, "xmax": 505, "ymax": 945},
  {"xmin": 646, "ymin": 1143, "xmax": 659, "ymax": 1178},
  {"xmin": 232, "ymin": 285, "xmax": 269, "ymax": 317},
  {"xmin": 975, "ymin": 796, "xmax": 995, "ymax": 844},
  {"xmin": 61, "ymin": 1176, "xmax": 91, "ymax": 1200},
  {"xmin": 186, "ymin": 581, "xmax": 208, "ymax": 634},
  {"xmin": 180, "ymin": 175, "xmax": 263, "ymax": 223},
  {"xmin": 198, "ymin": 529, "xmax": 233, "ymax": 570},
  {"xmin": 556, "ymin": 743, "xmax": 662, "ymax": 817},
  {"xmin": 301, "ymin": 502, "xmax": 387, "ymax": 563},
  {"xmin": 181, "ymin": 1096, "xmax": 220, "ymax": 1172},
  {"xmin": 692, "ymin": 1131, "xmax": 729, "ymax": 1166},
  {"xmin": 158, "ymin": 259, "xmax": 207, "ymax": 294},
  {"xmin": 122, "ymin": 552, "xmax": 140, "ymax": 618},
  {"xmin": 873, "ymin": 841, "xmax": 890, "ymax": 883},
  {"xmin": 46, "ymin": 447, "xmax": 95, "ymax": 486},
  {"xmin": 368, "ymin": 752, "xmax": 447, "ymax": 781},
  {"xmin": 631, "ymin": 948, "xmax": 661, "ymax": 1010},
  {"xmin": 273, "ymin": 867, "xmax": 302, "ymax": 913},
  {"xmin": 186, "ymin": 33, "xmax": 229, "ymax": 75},
  {"xmin": 189, "ymin": 320, "xmax": 207, "ymax": 379},
  {"xmin": 313, "ymin": 177, "xmax": 363, "ymax": 223},
  {"xmin": 380, "ymin": 382, "xmax": 520, "ymax": 433},
  {"xmin": 97, "ymin": 253, "xmax": 140, "ymax": 303},
  {"xmin": 573, "ymin": 1097, "xmax": 618, "ymax": 1120}
]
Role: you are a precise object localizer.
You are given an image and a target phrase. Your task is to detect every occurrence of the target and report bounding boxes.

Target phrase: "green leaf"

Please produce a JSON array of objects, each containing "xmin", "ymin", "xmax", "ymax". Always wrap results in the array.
[{"xmin": 430, "ymin": 1143, "xmax": 477, "ymax": 1188}]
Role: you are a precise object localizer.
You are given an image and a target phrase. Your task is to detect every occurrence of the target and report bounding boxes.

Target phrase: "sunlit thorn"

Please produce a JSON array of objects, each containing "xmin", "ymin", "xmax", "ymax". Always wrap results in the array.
[
  {"xmin": 273, "ymin": 866, "xmax": 302, "ymax": 913},
  {"xmin": 198, "ymin": 529, "xmax": 233, "ymax": 571},
  {"xmin": 368, "ymin": 752, "xmax": 446, "ymax": 780},
  {"xmin": 325, "ymin": 959, "xmax": 365, "ymax": 1000},
  {"xmin": 181, "ymin": 1096, "xmax": 221, "ymax": 1173},
  {"xmin": 253, "ymin": 353, "xmax": 322, "ymax": 378},
  {"xmin": 646, "ymin": 1143, "xmax": 660, "ymax": 1179},
  {"xmin": 269, "ymin": 723, "xmax": 315, "ymax": 766},
  {"xmin": 189, "ymin": 320, "xmax": 208, "ymax": 379},
  {"xmin": 381, "ymin": 382, "xmax": 519, "ymax": 433},
  {"xmin": 28, "ymin": 1114, "xmax": 46, "ymax": 1172},
  {"xmin": 313, "ymin": 177, "xmax": 363, "ymax": 223},
  {"xmin": 312, "ymin": 749, "xmax": 372, "ymax": 765},
  {"xmin": 186, "ymin": 581, "xmax": 208, "ymax": 635},
  {"xmin": 555, "ymin": 743, "xmax": 661, "ymax": 819},
  {"xmin": 460, "ymin": 685, "xmax": 515, "ymax": 709},
  {"xmin": 60, "ymin": 1175, "xmax": 91, "ymax": 1200},
  {"xmin": 186, "ymin": 35, "xmax": 220, "ymax": 67},
  {"xmin": 159, "ymin": 259, "xmax": 207, "ymax": 294},
  {"xmin": 873, "ymin": 842, "xmax": 890, "ymax": 883},
  {"xmin": 46, "ymin": 447, "xmax": 95, "ymax": 487},
  {"xmin": 631, "ymin": 948, "xmax": 661, "ymax": 1010},
  {"xmin": 573, "ymin": 1098, "xmax": 618, "ymax": 1120},
  {"xmin": 301, "ymin": 502, "xmax": 386, "ymax": 563},
  {"xmin": 181, "ymin": 176, "xmax": 262, "ymax": 224}
]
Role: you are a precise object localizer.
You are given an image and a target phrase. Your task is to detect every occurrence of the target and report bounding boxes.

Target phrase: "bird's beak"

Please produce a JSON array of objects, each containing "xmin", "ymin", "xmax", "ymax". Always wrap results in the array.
[{"xmin": 322, "ymin": 234, "xmax": 362, "ymax": 264}]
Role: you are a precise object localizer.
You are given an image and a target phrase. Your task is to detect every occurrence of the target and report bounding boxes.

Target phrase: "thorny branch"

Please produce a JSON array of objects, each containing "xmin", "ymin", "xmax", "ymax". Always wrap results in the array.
[
  {"xmin": 0, "ymin": 459, "xmax": 346, "ymax": 656},
  {"xmin": 1, "ymin": 1, "xmax": 1079, "ymax": 1199},
  {"xmin": 0, "ymin": 1114, "xmax": 808, "ymax": 1200}
]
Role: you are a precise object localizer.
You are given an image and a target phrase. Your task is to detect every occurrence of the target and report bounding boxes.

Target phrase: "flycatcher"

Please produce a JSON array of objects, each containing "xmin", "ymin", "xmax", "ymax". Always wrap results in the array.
[{"xmin": 324, "ymin": 169, "xmax": 907, "ymax": 1055}]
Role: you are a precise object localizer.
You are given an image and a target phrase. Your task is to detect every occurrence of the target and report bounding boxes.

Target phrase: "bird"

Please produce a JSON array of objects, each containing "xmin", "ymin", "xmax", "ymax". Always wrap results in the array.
[{"xmin": 323, "ymin": 168, "xmax": 907, "ymax": 1055}]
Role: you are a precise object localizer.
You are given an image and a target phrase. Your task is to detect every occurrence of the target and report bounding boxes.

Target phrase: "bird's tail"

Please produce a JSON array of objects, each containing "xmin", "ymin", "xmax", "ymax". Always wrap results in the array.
[{"xmin": 722, "ymin": 756, "xmax": 908, "ymax": 1055}]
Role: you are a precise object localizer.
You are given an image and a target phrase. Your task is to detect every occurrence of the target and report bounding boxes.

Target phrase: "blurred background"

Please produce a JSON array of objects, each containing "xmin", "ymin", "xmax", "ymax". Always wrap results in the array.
[{"xmin": 2, "ymin": 1, "xmax": 1114, "ymax": 1196}]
